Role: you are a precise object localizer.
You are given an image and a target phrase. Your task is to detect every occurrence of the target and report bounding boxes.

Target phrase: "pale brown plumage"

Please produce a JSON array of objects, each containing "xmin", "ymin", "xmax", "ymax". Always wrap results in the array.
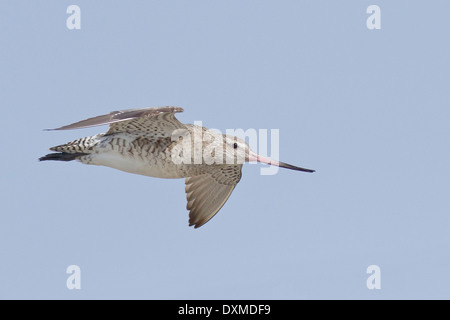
[{"xmin": 40, "ymin": 106, "xmax": 314, "ymax": 228}]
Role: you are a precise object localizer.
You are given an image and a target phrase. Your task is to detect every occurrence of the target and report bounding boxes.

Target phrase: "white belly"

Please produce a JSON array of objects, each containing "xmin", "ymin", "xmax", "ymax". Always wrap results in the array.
[{"xmin": 85, "ymin": 151, "xmax": 183, "ymax": 179}]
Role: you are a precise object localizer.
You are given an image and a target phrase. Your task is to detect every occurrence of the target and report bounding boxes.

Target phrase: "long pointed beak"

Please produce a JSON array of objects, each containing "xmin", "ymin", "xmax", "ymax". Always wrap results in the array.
[{"xmin": 248, "ymin": 151, "xmax": 315, "ymax": 173}]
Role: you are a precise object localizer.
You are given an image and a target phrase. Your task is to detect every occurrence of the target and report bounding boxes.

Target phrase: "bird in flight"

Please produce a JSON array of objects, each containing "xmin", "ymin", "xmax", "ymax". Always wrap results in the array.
[{"xmin": 40, "ymin": 107, "xmax": 314, "ymax": 228}]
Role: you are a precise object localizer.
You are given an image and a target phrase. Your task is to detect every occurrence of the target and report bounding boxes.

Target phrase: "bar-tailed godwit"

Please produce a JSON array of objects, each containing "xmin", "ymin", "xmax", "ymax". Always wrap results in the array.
[{"xmin": 40, "ymin": 107, "xmax": 314, "ymax": 228}]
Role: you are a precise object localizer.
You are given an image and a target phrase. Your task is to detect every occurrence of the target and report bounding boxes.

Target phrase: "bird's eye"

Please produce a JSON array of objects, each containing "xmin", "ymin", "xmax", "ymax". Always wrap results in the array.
[{"xmin": 233, "ymin": 143, "xmax": 238, "ymax": 149}]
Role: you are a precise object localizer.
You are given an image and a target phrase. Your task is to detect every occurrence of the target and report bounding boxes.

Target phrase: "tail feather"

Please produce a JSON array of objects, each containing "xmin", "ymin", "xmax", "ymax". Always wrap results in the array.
[
  {"xmin": 49, "ymin": 134, "xmax": 101, "ymax": 153},
  {"xmin": 39, "ymin": 152, "xmax": 88, "ymax": 162}
]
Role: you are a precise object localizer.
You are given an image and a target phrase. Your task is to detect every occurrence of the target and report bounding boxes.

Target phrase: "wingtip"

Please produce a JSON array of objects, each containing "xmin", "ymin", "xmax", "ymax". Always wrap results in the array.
[
  {"xmin": 189, "ymin": 220, "xmax": 206, "ymax": 229},
  {"xmin": 189, "ymin": 222, "xmax": 200, "ymax": 229},
  {"xmin": 172, "ymin": 106, "xmax": 184, "ymax": 113},
  {"xmin": 43, "ymin": 127, "xmax": 65, "ymax": 131}
]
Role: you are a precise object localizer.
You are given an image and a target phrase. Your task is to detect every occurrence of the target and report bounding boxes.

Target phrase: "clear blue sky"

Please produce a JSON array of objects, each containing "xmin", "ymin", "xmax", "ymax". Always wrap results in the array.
[{"xmin": 1, "ymin": 1, "xmax": 449, "ymax": 299}]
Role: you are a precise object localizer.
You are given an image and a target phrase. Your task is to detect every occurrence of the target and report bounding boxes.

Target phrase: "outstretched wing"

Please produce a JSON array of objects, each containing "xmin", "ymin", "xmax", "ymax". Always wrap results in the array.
[
  {"xmin": 47, "ymin": 106, "xmax": 185, "ymax": 138},
  {"xmin": 185, "ymin": 165, "xmax": 242, "ymax": 228}
]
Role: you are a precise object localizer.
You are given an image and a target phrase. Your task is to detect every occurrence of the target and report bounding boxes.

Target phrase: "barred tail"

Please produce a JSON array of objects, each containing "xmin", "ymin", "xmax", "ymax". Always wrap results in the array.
[
  {"xmin": 39, "ymin": 134, "xmax": 102, "ymax": 162},
  {"xmin": 49, "ymin": 134, "xmax": 102, "ymax": 153}
]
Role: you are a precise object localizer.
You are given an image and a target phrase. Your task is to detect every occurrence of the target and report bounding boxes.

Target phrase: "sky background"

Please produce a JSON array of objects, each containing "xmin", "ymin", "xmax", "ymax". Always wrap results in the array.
[{"xmin": 1, "ymin": 1, "xmax": 449, "ymax": 299}]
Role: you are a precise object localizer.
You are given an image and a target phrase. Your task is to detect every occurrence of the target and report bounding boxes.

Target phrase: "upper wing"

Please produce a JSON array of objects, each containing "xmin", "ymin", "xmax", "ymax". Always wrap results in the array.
[
  {"xmin": 47, "ymin": 106, "xmax": 185, "ymax": 138},
  {"xmin": 185, "ymin": 165, "xmax": 242, "ymax": 228}
]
